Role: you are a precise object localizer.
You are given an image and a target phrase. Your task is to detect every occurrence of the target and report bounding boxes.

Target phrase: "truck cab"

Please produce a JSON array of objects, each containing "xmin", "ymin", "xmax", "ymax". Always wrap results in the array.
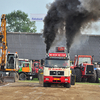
[
  {"xmin": 18, "ymin": 62, "xmax": 35, "ymax": 80},
  {"xmin": 32, "ymin": 60, "xmax": 43, "ymax": 78},
  {"xmin": 39, "ymin": 47, "xmax": 75, "ymax": 88}
]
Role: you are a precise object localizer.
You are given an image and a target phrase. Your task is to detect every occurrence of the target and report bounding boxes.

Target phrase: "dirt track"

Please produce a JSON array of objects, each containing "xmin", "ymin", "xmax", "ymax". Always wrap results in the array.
[{"xmin": 0, "ymin": 82, "xmax": 100, "ymax": 100}]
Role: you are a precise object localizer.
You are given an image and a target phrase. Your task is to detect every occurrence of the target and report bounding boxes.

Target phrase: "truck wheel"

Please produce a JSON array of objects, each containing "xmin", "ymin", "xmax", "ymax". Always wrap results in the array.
[
  {"xmin": 71, "ymin": 68, "xmax": 76, "ymax": 85},
  {"xmin": 64, "ymin": 83, "xmax": 71, "ymax": 88},
  {"xmin": 75, "ymin": 68, "xmax": 81, "ymax": 82},
  {"xmin": 48, "ymin": 83, "xmax": 51, "ymax": 87},
  {"xmin": 71, "ymin": 75, "xmax": 75, "ymax": 85},
  {"xmin": 43, "ymin": 82, "xmax": 47, "ymax": 87},
  {"xmin": 89, "ymin": 70, "xmax": 96, "ymax": 83},
  {"xmin": 96, "ymin": 69, "xmax": 100, "ymax": 83},
  {"xmin": 19, "ymin": 73, "xmax": 26, "ymax": 80}
]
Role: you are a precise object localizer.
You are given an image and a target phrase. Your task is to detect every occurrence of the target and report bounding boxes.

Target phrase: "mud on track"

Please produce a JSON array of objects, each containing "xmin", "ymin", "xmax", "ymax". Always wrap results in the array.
[{"xmin": 0, "ymin": 82, "xmax": 100, "ymax": 100}]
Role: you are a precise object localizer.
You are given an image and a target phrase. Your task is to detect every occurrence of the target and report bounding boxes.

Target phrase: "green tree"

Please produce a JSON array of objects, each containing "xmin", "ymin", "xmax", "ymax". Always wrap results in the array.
[{"xmin": 6, "ymin": 10, "xmax": 37, "ymax": 33}]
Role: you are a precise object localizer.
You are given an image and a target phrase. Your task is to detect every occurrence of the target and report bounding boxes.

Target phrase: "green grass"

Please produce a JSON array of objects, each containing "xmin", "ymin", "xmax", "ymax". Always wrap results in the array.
[
  {"xmin": 33, "ymin": 78, "xmax": 39, "ymax": 81},
  {"xmin": 18, "ymin": 78, "xmax": 100, "ymax": 85},
  {"xmin": 18, "ymin": 78, "xmax": 39, "ymax": 83},
  {"xmin": 76, "ymin": 82, "xmax": 100, "ymax": 85}
]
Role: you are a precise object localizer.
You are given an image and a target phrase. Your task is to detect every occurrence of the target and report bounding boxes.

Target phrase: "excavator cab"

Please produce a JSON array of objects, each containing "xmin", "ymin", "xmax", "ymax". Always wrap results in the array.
[{"xmin": 6, "ymin": 53, "xmax": 19, "ymax": 70}]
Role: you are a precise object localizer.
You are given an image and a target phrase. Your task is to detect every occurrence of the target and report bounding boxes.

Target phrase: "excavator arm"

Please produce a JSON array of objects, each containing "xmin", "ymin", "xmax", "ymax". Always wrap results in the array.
[{"xmin": 0, "ymin": 14, "xmax": 7, "ymax": 69}]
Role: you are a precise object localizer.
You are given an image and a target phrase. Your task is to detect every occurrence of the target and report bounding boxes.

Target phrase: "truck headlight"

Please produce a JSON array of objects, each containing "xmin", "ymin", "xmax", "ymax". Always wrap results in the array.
[
  {"xmin": 45, "ymin": 78, "xmax": 49, "ymax": 80},
  {"xmin": 65, "ymin": 79, "xmax": 68, "ymax": 81}
]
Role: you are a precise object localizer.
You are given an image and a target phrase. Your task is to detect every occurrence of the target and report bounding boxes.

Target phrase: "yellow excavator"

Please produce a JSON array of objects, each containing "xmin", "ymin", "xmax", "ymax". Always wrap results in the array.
[{"xmin": 0, "ymin": 14, "xmax": 19, "ymax": 83}]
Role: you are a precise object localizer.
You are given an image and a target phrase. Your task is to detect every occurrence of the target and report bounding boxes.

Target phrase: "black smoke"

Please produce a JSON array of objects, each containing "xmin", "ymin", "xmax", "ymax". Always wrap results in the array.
[{"xmin": 43, "ymin": 0, "xmax": 100, "ymax": 53}]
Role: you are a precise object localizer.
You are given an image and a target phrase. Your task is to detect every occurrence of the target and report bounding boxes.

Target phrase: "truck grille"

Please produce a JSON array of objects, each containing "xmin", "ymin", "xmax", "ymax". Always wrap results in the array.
[
  {"xmin": 86, "ymin": 65, "xmax": 94, "ymax": 75},
  {"xmin": 50, "ymin": 71, "xmax": 64, "ymax": 76}
]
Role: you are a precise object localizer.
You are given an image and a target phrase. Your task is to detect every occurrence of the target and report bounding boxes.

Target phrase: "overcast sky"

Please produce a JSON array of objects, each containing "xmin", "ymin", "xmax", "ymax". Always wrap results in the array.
[
  {"xmin": 0, "ymin": 0, "xmax": 54, "ymax": 33},
  {"xmin": 0, "ymin": 0, "xmax": 100, "ymax": 35}
]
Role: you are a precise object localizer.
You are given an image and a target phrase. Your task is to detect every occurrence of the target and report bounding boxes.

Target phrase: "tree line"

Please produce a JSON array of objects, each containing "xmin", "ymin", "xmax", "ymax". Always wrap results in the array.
[{"xmin": 5, "ymin": 10, "xmax": 37, "ymax": 33}]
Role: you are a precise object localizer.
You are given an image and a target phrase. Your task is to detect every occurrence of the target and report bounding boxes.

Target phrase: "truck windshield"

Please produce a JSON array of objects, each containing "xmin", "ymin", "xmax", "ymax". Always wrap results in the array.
[
  {"xmin": 18, "ymin": 61, "xmax": 25, "ymax": 66},
  {"xmin": 23, "ymin": 63, "xmax": 29, "ymax": 67},
  {"xmin": 45, "ymin": 59, "xmax": 69, "ymax": 68},
  {"xmin": 78, "ymin": 57, "xmax": 91, "ymax": 65}
]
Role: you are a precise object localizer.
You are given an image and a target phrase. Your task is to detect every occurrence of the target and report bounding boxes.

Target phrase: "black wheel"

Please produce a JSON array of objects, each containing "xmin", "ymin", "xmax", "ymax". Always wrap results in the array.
[
  {"xmin": 71, "ymin": 75, "xmax": 75, "ymax": 85},
  {"xmin": 64, "ymin": 83, "xmax": 71, "ymax": 88},
  {"xmin": 71, "ymin": 68, "xmax": 76, "ymax": 85},
  {"xmin": 88, "ymin": 71, "xmax": 96, "ymax": 83},
  {"xmin": 75, "ymin": 68, "xmax": 81, "ymax": 82},
  {"xmin": 96, "ymin": 69, "xmax": 100, "ymax": 83},
  {"xmin": 19, "ymin": 73, "xmax": 26, "ymax": 80},
  {"xmin": 43, "ymin": 82, "xmax": 48, "ymax": 87},
  {"xmin": 48, "ymin": 83, "xmax": 51, "ymax": 87}
]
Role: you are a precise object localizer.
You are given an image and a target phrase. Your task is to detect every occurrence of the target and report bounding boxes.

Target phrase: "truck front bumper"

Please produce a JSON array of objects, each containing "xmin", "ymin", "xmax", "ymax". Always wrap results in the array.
[{"xmin": 44, "ymin": 76, "xmax": 71, "ymax": 83}]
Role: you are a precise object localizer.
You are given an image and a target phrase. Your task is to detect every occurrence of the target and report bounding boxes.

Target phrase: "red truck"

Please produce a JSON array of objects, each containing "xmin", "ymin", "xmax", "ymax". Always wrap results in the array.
[
  {"xmin": 39, "ymin": 47, "xmax": 75, "ymax": 88},
  {"xmin": 71, "ymin": 55, "xmax": 96, "ymax": 82},
  {"xmin": 31, "ymin": 60, "xmax": 43, "ymax": 79}
]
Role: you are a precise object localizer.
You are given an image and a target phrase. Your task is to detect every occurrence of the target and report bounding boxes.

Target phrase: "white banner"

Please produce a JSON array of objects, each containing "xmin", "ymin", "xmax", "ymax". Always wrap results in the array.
[{"xmin": 30, "ymin": 14, "xmax": 46, "ymax": 21}]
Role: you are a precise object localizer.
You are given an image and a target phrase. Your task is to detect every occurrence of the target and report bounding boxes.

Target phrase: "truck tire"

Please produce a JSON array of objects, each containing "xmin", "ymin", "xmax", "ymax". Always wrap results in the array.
[
  {"xmin": 71, "ymin": 68, "xmax": 76, "ymax": 85},
  {"xmin": 48, "ymin": 83, "xmax": 51, "ymax": 87},
  {"xmin": 19, "ymin": 73, "xmax": 26, "ymax": 80},
  {"xmin": 71, "ymin": 75, "xmax": 75, "ymax": 85},
  {"xmin": 43, "ymin": 82, "xmax": 48, "ymax": 87},
  {"xmin": 75, "ymin": 68, "xmax": 81, "ymax": 82},
  {"xmin": 96, "ymin": 69, "xmax": 100, "ymax": 83},
  {"xmin": 89, "ymin": 70, "xmax": 96, "ymax": 83},
  {"xmin": 64, "ymin": 83, "xmax": 71, "ymax": 88}
]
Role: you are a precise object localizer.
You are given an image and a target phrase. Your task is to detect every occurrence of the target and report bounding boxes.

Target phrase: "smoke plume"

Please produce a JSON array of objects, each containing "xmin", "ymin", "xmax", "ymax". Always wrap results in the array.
[{"xmin": 43, "ymin": 0, "xmax": 100, "ymax": 53}]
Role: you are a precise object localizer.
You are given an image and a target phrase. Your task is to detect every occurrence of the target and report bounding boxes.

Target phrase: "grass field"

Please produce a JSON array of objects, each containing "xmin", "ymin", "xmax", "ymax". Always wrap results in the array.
[
  {"xmin": 76, "ymin": 82, "xmax": 100, "ymax": 85},
  {"xmin": 18, "ymin": 78, "xmax": 100, "ymax": 85},
  {"xmin": 18, "ymin": 78, "xmax": 39, "ymax": 83}
]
